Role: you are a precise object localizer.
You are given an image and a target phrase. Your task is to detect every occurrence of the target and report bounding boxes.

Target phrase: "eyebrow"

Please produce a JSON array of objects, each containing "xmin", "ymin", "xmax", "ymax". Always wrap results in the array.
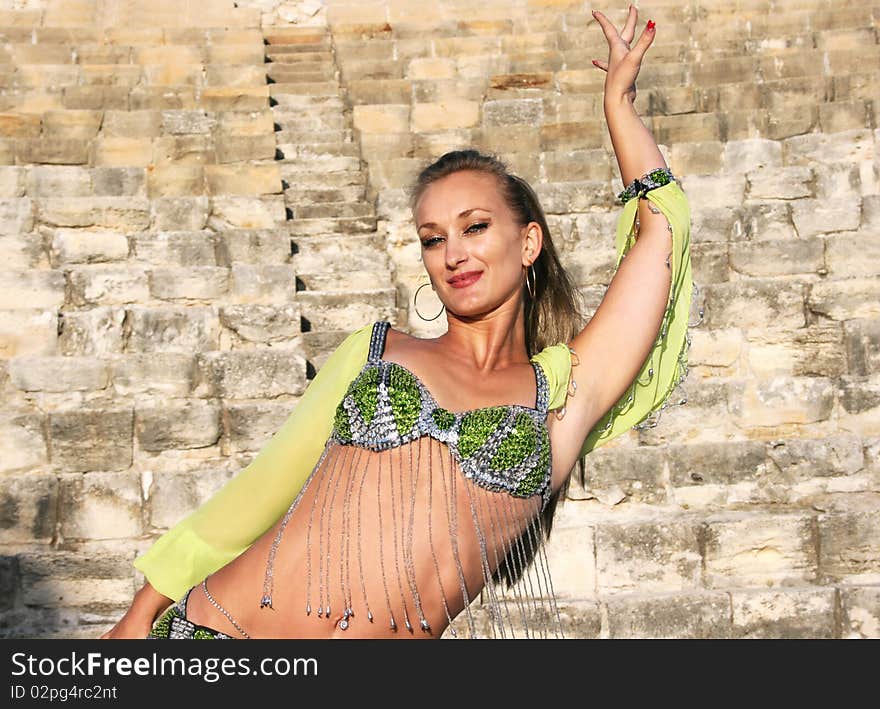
[{"xmin": 417, "ymin": 208, "xmax": 492, "ymax": 232}]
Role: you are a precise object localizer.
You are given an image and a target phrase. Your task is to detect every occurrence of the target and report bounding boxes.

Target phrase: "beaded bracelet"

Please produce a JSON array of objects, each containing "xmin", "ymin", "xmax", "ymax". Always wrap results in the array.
[{"xmin": 617, "ymin": 167, "xmax": 676, "ymax": 204}]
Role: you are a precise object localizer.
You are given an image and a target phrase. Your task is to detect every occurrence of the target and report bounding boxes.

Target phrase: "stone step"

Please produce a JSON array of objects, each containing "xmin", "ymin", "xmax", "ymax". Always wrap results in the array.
[
  {"xmin": 265, "ymin": 43, "xmax": 331, "ymax": 58},
  {"xmin": 292, "ymin": 201, "xmax": 373, "ymax": 220},
  {"xmin": 264, "ymin": 50, "xmax": 334, "ymax": 64},
  {"xmin": 268, "ymin": 80, "xmax": 341, "ymax": 97},
  {"xmin": 270, "ymin": 93, "xmax": 345, "ymax": 109},
  {"xmin": 268, "ymin": 69, "xmax": 336, "ymax": 84},
  {"xmin": 288, "ymin": 215, "xmax": 377, "ymax": 236},
  {"xmin": 271, "ymin": 108, "xmax": 348, "ymax": 131},
  {"xmin": 264, "ymin": 28, "xmax": 330, "ymax": 44},
  {"xmin": 275, "ymin": 128, "xmax": 354, "ymax": 144},
  {"xmin": 267, "ymin": 63, "xmax": 336, "ymax": 81},
  {"xmin": 286, "ymin": 184, "xmax": 367, "ymax": 203},
  {"xmin": 276, "ymin": 141, "xmax": 360, "ymax": 159},
  {"xmin": 293, "ymin": 234, "xmax": 388, "ymax": 272},
  {"xmin": 277, "ymin": 155, "xmax": 362, "ymax": 173},
  {"xmin": 297, "ymin": 270, "xmax": 392, "ymax": 292},
  {"xmin": 296, "ymin": 289, "xmax": 396, "ymax": 331},
  {"xmin": 279, "ymin": 169, "xmax": 366, "ymax": 188}
]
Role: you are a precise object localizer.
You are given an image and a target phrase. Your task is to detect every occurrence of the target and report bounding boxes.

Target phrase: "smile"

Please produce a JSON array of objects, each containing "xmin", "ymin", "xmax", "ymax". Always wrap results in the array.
[{"xmin": 448, "ymin": 271, "xmax": 482, "ymax": 288}]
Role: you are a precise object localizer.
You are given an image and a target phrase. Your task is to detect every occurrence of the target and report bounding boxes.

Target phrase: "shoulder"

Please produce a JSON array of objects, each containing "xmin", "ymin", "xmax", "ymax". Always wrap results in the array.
[{"xmin": 530, "ymin": 341, "xmax": 574, "ymax": 412}]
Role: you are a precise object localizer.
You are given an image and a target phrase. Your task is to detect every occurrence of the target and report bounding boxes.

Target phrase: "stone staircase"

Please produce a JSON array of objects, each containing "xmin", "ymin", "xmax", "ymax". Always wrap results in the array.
[{"xmin": 0, "ymin": 0, "xmax": 877, "ymax": 639}]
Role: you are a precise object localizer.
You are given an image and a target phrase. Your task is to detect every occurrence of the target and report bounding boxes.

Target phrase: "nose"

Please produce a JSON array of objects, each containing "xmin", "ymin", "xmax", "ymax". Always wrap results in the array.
[{"xmin": 444, "ymin": 232, "xmax": 468, "ymax": 269}]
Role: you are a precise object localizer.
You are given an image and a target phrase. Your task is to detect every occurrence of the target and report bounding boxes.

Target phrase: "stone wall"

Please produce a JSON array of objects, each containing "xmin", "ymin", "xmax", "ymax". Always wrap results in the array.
[{"xmin": 0, "ymin": 0, "xmax": 877, "ymax": 638}]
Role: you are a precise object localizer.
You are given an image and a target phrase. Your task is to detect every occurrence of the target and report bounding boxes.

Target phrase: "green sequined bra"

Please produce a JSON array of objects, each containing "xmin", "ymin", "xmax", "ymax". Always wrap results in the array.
[
  {"xmin": 259, "ymin": 321, "xmax": 564, "ymax": 639},
  {"xmin": 332, "ymin": 321, "xmax": 554, "ymax": 508}
]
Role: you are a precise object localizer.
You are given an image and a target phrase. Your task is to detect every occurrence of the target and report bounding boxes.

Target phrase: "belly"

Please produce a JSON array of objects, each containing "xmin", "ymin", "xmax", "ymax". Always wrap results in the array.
[{"xmin": 186, "ymin": 437, "xmax": 543, "ymax": 639}]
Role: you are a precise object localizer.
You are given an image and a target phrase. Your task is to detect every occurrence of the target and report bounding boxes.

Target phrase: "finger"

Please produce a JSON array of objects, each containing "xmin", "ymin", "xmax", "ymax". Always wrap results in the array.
[
  {"xmin": 591, "ymin": 59, "xmax": 609, "ymax": 72},
  {"xmin": 620, "ymin": 4, "xmax": 638, "ymax": 44},
  {"xmin": 591, "ymin": 9, "xmax": 621, "ymax": 44},
  {"xmin": 629, "ymin": 19, "xmax": 657, "ymax": 64}
]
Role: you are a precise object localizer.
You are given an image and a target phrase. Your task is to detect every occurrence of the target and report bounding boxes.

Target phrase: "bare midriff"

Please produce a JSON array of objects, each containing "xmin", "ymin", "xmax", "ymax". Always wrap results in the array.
[{"xmin": 185, "ymin": 436, "xmax": 542, "ymax": 639}]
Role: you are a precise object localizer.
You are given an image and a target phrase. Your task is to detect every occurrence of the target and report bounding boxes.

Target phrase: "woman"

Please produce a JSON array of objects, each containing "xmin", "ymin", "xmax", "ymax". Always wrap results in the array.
[{"xmin": 102, "ymin": 7, "xmax": 694, "ymax": 639}]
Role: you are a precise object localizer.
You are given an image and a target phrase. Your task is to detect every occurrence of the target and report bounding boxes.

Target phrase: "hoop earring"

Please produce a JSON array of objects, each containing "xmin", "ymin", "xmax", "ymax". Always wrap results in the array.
[
  {"xmin": 414, "ymin": 282, "xmax": 445, "ymax": 321},
  {"xmin": 525, "ymin": 264, "xmax": 537, "ymax": 300}
]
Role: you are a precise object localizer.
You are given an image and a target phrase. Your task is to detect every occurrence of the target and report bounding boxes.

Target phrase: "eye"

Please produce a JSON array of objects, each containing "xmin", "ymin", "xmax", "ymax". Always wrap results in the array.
[
  {"xmin": 421, "ymin": 237, "xmax": 442, "ymax": 248},
  {"xmin": 465, "ymin": 222, "xmax": 488, "ymax": 234}
]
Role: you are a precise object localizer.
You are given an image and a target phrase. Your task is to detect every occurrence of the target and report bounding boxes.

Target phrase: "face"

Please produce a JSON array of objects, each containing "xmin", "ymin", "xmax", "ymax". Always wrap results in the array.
[{"xmin": 414, "ymin": 170, "xmax": 542, "ymax": 317}]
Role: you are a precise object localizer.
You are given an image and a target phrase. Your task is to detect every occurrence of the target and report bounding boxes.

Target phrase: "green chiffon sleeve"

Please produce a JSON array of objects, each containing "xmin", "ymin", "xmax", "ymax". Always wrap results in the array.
[
  {"xmin": 133, "ymin": 323, "xmax": 373, "ymax": 601},
  {"xmin": 535, "ymin": 180, "xmax": 694, "ymax": 457}
]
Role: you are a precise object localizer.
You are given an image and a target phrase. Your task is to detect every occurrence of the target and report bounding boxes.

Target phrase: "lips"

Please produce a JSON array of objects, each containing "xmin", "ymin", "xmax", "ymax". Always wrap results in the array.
[{"xmin": 447, "ymin": 271, "xmax": 482, "ymax": 288}]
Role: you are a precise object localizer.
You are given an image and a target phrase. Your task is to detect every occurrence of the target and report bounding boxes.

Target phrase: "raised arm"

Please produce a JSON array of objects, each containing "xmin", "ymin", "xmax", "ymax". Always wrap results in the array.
[{"xmin": 548, "ymin": 8, "xmax": 694, "ymax": 487}]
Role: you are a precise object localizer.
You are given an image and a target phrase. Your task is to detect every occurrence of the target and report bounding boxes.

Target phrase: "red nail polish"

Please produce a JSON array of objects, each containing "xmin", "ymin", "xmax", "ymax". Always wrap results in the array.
[{"xmin": 647, "ymin": 20, "xmax": 656, "ymax": 31}]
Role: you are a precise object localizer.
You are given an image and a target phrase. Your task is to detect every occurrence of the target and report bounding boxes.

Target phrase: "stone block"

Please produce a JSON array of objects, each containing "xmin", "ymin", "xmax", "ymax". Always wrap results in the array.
[
  {"xmin": 151, "ymin": 135, "xmax": 215, "ymax": 166},
  {"xmin": 845, "ymin": 319, "xmax": 880, "ymax": 376},
  {"xmin": 721, "ymin": 139, "xmax": 783, "ymax": 173},
  {"xmin": 40, "ymin": 110, "xmax": 102, "ymax": 140},
  {"xmin": 15, "ymin": 138, "xmax": 89, "ymax": 165},
  {"xmin": 690, "ymin": 205, "xmax": 739, "ymax": 243},
  {"xmin": 48, "ymin": 408, "xmax": 134, "ymax": 474},
  {"xmin": 8, "ymin": 356, "xmax": 108, "ymax": 393},
  {"xmin": 746, "ymin": 165, "xmax": 813, "ymax": 200},
  {"xmin": 125, "ymin": 306, "xmax": 219, "ymax": 354},
  {"xmin": 0, "ymin": 166, "xmax": 27, "ymax": 197},
  {"xmin": 27, "ymin": 166, "xmax": 90, "ymax": 198},
  {"xmin": 668, "ymin": 141, "xmax": 723, "ymax": 176},
  {"xmin": 60, "ymin": 472, "xmax": 141, "ymax": 540},
  {"xmin": 482, "ymin": 98, "xmax": 543, "ymax": 127},
  {"xmin": 840, "ymin": 585, "xmax": 880, "ymax": 639},
  {"xmin": 676, "ymin": 174, "xmax": 745, "ymax": 210},
  {"xmin": 148, "ymin": 267, "xmax": 230, "ymax": 301},
  {"xmin": 605, "ymin": 591, "xmax": 732, "ymax": 639},
  {"xmin": 58, "ymin": 307, "xmax": 125, "ymax": 356},
  {"xmin": 826, "ymin": 234, "xmax": 880, "ymax": 279},
  {"xmin": 703, "ymin": 279, "xmax": 805, "ymax": 330},
  {"xmin": 0, "ymin": 234, "xmax": 41, "ymax": 270},
  {"xmin": 146, "ymin": 164, "xmax": 205, "ymax": 197},
  {"xmin": 783, "ymin": 129, "xmax": 873, "ymax": 167},
  {"xmin": 136, "ymin": 400, "xmax": 221, "ymax": 452},
  {"xmin": 729, "ymin": 237, "xmax": 823, "ymax": 277},
  {"xmin": 733, "ymin": 201, "xmax": 796, "ymax": 241},
  {"xmin": 703, "ymin": 513, "xmax": 817, "ymax": 587},
  {"xmin": 18, "ymin": 551, "xmax": 135, "ymax": 608},
  {"xmin": 38, "ymin": 197, "xmax": 151, "ymax": 231},
  {"xmin": 766, "ymin": 434, "xmax": 864, "ymax": 481},
  {"xmin": 206, "ymin": 65, "xmax": 267, "ymax": 88},
  {"xmin": 145, "ymin": 468, "xmax": 232, "ymax": 531},
  {"xmin": 730, "ymin": 588, "xmax": 836, "ymax": 638},
  {"xmin": 729, "ymin": 376, "xmax": 834, "ymax": 427},
  {"xmin": 151, "ymin": 197, "xmax": 210, "ymax": 231},
  {"xmin": 196, "ymin": 349, "xmax": 307, "ymax": 399},
  {"xmin": 227, "ymin": 264, "xmax": 296, "ymax": 304},
  {"xmin": 67, "ymin": 266, "xmax": 150, "ymax": 307},
  {"xmin": 0, "ymin": 475, "xmax": 57, "ymax": 543},
  {"xmin": 809, "ymin": 279, "xmax": 880, "ymax": 322},
  {"xmin": 0, "ymin": 113, "xmax": 41, "ymax": 139},
  {"xmin": 411, "ymin": 100, "xmax": 480, "ymax": 132},
  {"xmin": 91, "ymin": 167, "xmax": 146, "ymax": 197},
  {"xmin": 0, "ymin": 270, "xmax": 65, "ymax": 309},
  {"xmin": 746, "ymin": 325, "xmax": 846, "ymax": 379},
  {"xmin": 578, "ymin": 445, "xmax": 667, "ymax": 505},
  {"xmin": 132, "ymin": 231, "xmax": 216, "ymax": 267},
  {"xmin": 219, "ymin": 304, "xmax": 301, "ymax": 346},
  {"xmin": 208, "ymin": 196, "xmax": 285, "ymax": 230},
  {"xmin": 596, "ymin": 519, "xmax": 702, "ymax": 594},
  {"xmin": 838, "ymin": 375, "xmax": 880, "ymax": 437},
  {"xmin": 0, "ymin": 411, "xmax": 48, "ymax": 475},
  {"xmin": 818, "ymin": 497, "xmax": 880, "ymax": 583},
  {"xmin": 0, "ymin": 197, "xmax": 33, "ymax": 232},
  {"xmin": 0, "ymin": 310, "xmax": 58, "ymax": 357},
  {"xmin": 352, "ymin": 105, "xmax": 410, "ymax": 135},
  {"xmin": 48, "ymin": 229, "xmax": 129, "ymax": 265},
  {"xmin": 101, "ymin": 111, "xmax": 162, "ymax": 139},
  {"xmin": 109, "ymin": 353, "xmax": 195, "ymax": 398},
  {"xmin": 346, "ymin": 79, "xmax": 412, "ymax": 105},
  {"xmin": 652, "ymin": 113, "xmax": 721, "ymax": 144},
  {"xmin": 819, "ymin": 101, "xmax": 870, "ymax": 133},
  {"xmin": 205, "ymin": 164, "xmax": 282, "ymax": 196},
  {"xmin": 214, "ymin": 229, "xmax": 289, "ymax": 266},
  {"xmin": 215, "ymin": 135, "xmax": 276, "ymax": 163},
  {"xmin": 668, "ymin": 440, "xmax": 767, "ymax": 490},
  {"xmin": 224, "ymin": 401, "xmax": 297, "ymax": 454}
]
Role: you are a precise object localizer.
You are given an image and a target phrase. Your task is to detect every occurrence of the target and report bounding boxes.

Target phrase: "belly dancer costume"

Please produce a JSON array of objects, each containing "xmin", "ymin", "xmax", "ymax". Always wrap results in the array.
[{"xmin": 139, "ymin": 180, "xmax": 694, "ymax": 639}]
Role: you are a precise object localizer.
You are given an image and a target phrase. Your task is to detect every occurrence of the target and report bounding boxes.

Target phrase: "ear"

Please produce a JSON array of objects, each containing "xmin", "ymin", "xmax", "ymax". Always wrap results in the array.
[{"xmin": 522, "ymin": 222, "xmax": 543, "ymax": 266}]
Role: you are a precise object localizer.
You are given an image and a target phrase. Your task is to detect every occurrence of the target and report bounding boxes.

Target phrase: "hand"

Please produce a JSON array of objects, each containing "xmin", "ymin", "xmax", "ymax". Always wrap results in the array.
[{"xmin": 591, "ymin": 5, "xmax": 656, "ymax": 105}]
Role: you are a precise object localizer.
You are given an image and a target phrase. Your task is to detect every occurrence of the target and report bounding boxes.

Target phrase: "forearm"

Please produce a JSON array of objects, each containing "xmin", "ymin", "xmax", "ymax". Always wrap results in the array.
[
  {"xmin": 132, "ymin": 582, "xmax": 174, "ymax": 621},
  {"xmin": 604, "ymin": 95, "xmax": 666, "ymax": 187}
]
